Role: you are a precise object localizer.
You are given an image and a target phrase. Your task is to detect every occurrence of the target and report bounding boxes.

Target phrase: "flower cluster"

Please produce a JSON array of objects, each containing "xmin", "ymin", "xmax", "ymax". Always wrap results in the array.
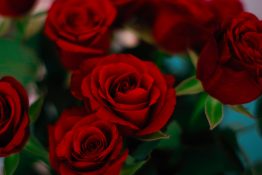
[
  {"xmin": 43, "ymin": 0, "xmax": 261, "ymax": 174},
  {"xmin": 44, "ymin": 0, "xmax": 178, "ymax": 174},
  {"xmin": 0, "ymin": 0, "xmax": 261, "ymax": 174}
]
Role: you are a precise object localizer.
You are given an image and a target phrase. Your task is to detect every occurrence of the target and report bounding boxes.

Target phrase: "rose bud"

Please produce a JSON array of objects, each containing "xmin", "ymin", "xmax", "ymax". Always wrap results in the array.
[
  {"xmin": 71, "ymin": 54, "xmax": 176, "ymax": 136},
  {"xmin": 45, "ymin": 0, "xmax": 117, "ymax": 70},
  {"xmin": 0, "ymin": 76, "xmax": 29, "ymax": 157},
  {"xmin": 0, "ymin": 0, "xmax": 36, "ymax": 17},
  {"xmin": 49, "ymin": 108, "xmax": 128, "ymax": 175},
  {"xmin": 197, "ymin": 12, "xmax": 262, "ymax": 104}
]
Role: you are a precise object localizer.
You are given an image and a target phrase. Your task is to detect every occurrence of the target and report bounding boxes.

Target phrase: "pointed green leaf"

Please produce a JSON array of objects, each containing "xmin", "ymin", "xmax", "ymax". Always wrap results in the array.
[
  {"xmin": 24, "ymin": 12, "xmax": 47, "ymax": 39},
  {"xmin": 4, "ymin": 154, "xmax": 20, "ymax": 175},
  {"xmin": 189, "ymin": 93, "xmax": 208, "ymax": 127},
  {"xmin": 132, "ymin": 141, "xmax": 159, "ymax": 161},
  {"xmin": 0, "ymin": 38, "xmax": 40, "ymax": 85},
  {"xmin": 0, "ymin": 18, "xmax": 11, "ymax": 36},
  {"xmin": 24, "ymin": 136, "xmax": 49, "ymax": 164},
  {"xmin": 205, "ymin": 96, "xmax": 224, "ymax": 130},
  {"xmin": 29, "ymin": 95, "xmax": 45, "ymax": 123},
  {"xmin": 121, "ymin": 156, "xmax": 148, "ymax": 175},
  {"xmin": 120, "ymin": 160, "xmax": 147, "ymax": 175},
  {"xmin": 187, "ymin": 49, "xmax": 198, "ymax": 68},
  {"xmin": 157, "ymin": 121, "xmax": 181, "ymax": 150},
  {"xmin": 229, "ymin": 105, "xmax": 255, "ymax": 119},
  {"xmin": 137, "ymin": 131, "xmax": 169, "ymax": 141},
  {"xmin": 123, "ymin": 140, "xmax": 158, "ymax": 175},
  {"xmin": 15, "ymin": 16, "xmax": 30, "ymax": 40},
  {"xmin": 175, "ymin": 76, "xmax": 203, "ymax": 96}
]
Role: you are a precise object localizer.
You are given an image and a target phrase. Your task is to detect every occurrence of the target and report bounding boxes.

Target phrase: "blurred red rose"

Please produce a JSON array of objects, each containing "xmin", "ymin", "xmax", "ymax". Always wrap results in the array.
[
  {"xmin": 71, "ymin": 54, "xmax": 176, "ymax": 136},
  {"xmin": 45, "ymin": 0, "xmax": 116, "ymax": 70},
  {"xmin": 0, "ymin": 76, "xmax": 29, "ymax": 157},
  {"xmin": 49, "ymin": 108, "xmax": 128, "ymax": 175},
  {"xmin": 0, "ymin": 0, "xmax": 36, "ymax": 17},
  {"xmin": 153, "ymin": 0, "xmax": 215, "ymax": 53},
  {"xmin": 209, "ymin": 0, "xmax": 244, "ymax": 24},
  {"xmin": 197, "ymin": 12, "xmax": 262, "ymax": 104}
]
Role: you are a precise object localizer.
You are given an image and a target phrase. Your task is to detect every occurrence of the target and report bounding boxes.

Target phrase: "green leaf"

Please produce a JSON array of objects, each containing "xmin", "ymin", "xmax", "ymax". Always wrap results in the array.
[
  {"xmin": 175, "ymin": 76, "xmax": 203, "ymax": 96},
  {"xmin": 15, "ymin": 16, "xmax": 30, "ymax": 40},
  {"xmin": 132, "ymin": 141, "xmax": 159, "ymax": 161},
  {"xmin": 157, "ymin": 121, "xmax": 181, "ymax": 150},
  {"xmin": 121, "ymin": 156, "xmax": 148, "ymax": 175},
  {"xmin": 4, "ymin": 154, "xmax": 20, "ymax": 175},
  {"xmin": 229, "ymin": 105, "xmax": 255, "ymax": 119},
  {"xmin": 24, "ymin": 136, "xmax": 49, "ymax": 164},
  {"xmin": 205, "ymin": 96, "xmax": 224, "ymax": 130},
  {"xmin": 0, "ymin": 18, "xmax": 11, "ymax": 36},
  {"xmin": 29, "ymin": 95, "xmax": 45, "ymax": 123},
  {"xmin": 137, "ymin": 131, "xmax": 169, "ymax": 141},
  {"xmin": 24, "ymin": 12, "xmax": 47, "ymax": 39},
  {"xmin": 153, "ymin": 50, "xmax": 172, "ymax": 69},
  {"xmin": 189, "ymin": 93, "xmax": 208, "ymax": 128},
  {"xmin": 187, "ymin": 49, "xmax": 198, "ymax": 68},
  {"xmin": 0, "ymin": 38, "xmax": 40, "ymax": 85}
]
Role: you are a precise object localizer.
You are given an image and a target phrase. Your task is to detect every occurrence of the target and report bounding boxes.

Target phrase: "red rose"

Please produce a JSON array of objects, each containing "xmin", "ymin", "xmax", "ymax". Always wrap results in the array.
[
  {"xmin": 0, "ymin": 76, "xmax": 29, "ymax": 157},
  {"xmin": 45, "ymin": 0, "xmax": 117, "ymax": 70},
  {"xmin": 0, "ymin": 0, "xmax": 36, "ymax": 17},
  {"xmin": 71, "ymin": 54, "xmax": 176, "ymax": 136},
  {"xmin": 209, "ymin": 0, "xmax": 243, "ymax": 23},
  {"xmin": 49, "ymin": 108, "xmax": 128, "ymax": 175},
  {"xmin": 197, "ymin": 12, "xmax": 262, "ymax": 104},
  {"xmin": 153, "ymin": 0, "xmax": 215, "ymax": 53}
]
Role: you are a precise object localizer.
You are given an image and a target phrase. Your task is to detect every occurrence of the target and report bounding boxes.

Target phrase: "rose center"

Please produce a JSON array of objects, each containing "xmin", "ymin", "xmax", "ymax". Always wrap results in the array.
[
  {"xmin": 81, "ymin": 137, "xmax": 104, "ymax": 156},
  {"xmin": 118, "ymin": 81, "xmax": 132, "ymax": 93},
  {"xmin": 66, "ymin": 9, "xmax": 101, "ymax": 29},
  {"xmin": 111, "ymin": 75, "xmax": 138, "ymax": 97}
]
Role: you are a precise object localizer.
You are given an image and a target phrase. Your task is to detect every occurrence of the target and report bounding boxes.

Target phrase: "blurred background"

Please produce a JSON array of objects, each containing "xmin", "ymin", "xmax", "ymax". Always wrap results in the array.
[{"xmin": 242, "ymin": 0, "xmax": 262, "ymax": 18}]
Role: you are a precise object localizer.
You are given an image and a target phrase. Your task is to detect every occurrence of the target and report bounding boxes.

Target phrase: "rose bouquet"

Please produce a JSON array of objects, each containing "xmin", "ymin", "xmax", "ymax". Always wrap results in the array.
[{"xmin": 0, "ymin": 0, "xmax": 262, "ymax": 174}]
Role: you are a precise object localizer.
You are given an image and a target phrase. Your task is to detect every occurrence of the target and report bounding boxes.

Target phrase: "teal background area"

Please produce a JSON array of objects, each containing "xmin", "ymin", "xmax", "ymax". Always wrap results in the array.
[{"xmin": 164, "ymin": 56, "xmax": 262, "ymax": 167}]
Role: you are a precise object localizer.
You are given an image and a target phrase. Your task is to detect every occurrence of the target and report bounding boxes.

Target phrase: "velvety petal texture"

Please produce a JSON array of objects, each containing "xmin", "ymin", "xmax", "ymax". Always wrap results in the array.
[
  {"xmin": 208, "ymin": 0, "xmax": 243, "ymax": 23},
  {"xmin": 153, "ymin": 0, "xmax": 215, "ymax": 53},
  {"xmin": 45, "ymin": 0, "xmax": 117, "ymax": 70},
  {"xmin": 0, "ymin": 76, "xmax": 29, "ymax": 157},
  {"xmin": 49, "ymin": 108, "xmax": 128, "ymax": 175},
  {"xmin": 0, "ymin": 0, "xmax": 36, "ymax": 17},
  {"xmin": 152, "ymin": 0, "xmax": 244, "ymax": 53},
  {"xmin": 197, "ymin": 12, "xmax": 262, "ymax": 104},
  {"xmin": 71, "ymin": 54, "xmax": 176, "ymax": 136}
]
